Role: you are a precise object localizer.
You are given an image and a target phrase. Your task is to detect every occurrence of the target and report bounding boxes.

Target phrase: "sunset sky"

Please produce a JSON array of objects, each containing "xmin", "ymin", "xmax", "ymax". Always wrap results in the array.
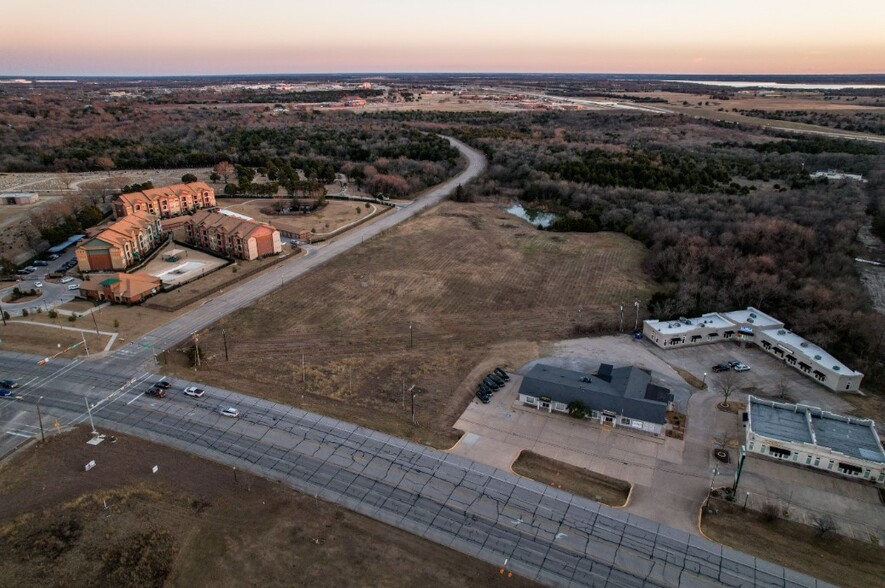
[{"xmin": 1, "ymin": 0, "xmax": 882, "ymax": 75}]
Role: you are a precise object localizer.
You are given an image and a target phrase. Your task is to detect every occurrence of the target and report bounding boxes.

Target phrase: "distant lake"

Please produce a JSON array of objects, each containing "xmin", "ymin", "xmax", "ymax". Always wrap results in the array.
[
  {"xmin": 666, "ymin": 80, "xmax": 885, "ymax": 90},
  {"xmin": 506, "ymin": 204, "xmax": 559, "ymax": 228}
]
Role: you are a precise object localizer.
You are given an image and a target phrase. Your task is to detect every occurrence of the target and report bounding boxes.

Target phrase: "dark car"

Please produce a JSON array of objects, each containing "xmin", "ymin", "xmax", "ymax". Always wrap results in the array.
[
  {"xmin": 153, "ymin": 381, "xmax": 171, "ymax": 389},
  {"xmin": 0, "ymin": 379, "xmax": 18, "ymax": 389},
  {"xmin": 0, "ymin": 389, "xmax": 13, "ymax": 398},
  {"xmin": 482, "ymin": 376, "xmax": 500, "ymax": 390},
  {"xmin": 726, "ymin": 360, "xmax": 742, "ymax": 368},
  {"xmin": 488, "ymin": 373, "xmax": 505, "ymax": 386},
  {"xmin": 146, "ymin": 386, "xmax": 167, "ymax": 398},
  {"xmin": 478, "ymin": 382, "xmax": 493, "ymax": 396},
  {"xmin": 711, "ymin": 364, "xmax": 730, "ymax": 373},
  {"xmin": 475, "ymin": 390, "xmax": 490, "ymax": 404},
  {"xmin": 33, "ymin": 260, "xmax": 48, "ymax": 267},
  {"xmin": 493, "ymin": 367, "xmax": 510, "ymax": 381}
]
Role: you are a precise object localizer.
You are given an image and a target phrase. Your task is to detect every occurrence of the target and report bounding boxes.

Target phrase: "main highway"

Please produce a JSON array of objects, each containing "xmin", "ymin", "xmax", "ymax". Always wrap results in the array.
[{"xmin": 0, "ymin": 137, "xmax": 830, "ymax": 586}]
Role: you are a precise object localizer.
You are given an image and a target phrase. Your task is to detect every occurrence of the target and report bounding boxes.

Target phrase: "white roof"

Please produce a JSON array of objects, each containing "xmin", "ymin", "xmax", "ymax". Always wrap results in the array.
[
  {"xmin": 645, "ymin": 312, "xmax": 733, "ymax": 335},
  {"xmin": 761, "ymin": 328, "xmax": 861, "ymax": 376},
  {"xmin": 722, "ymin": 307, "xmax": 782, "ymax": 328}
]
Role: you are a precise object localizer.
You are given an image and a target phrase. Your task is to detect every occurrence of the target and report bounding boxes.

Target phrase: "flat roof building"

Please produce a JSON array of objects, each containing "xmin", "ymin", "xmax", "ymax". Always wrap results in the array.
[
  {"xmin": 643, "ymin": 307, "xmax": 863, "ymax": 392},
  {"xmin": 518, "ymin": 363, "xmax": 673, "ymax": 435},
  {"xmin": 747, "ymin": 396, "xmax": 885, "ymax": 486},
  {"xmin": 1, "ymin": 192, "xmax": 38, "ymax": 205}
]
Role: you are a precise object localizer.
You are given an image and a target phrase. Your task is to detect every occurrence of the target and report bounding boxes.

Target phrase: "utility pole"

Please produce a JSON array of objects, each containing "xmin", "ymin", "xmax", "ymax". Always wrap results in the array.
[
  {"xmin": 302, "ymin": 352, "xmax": 305, "ymax": 383},
  {"xmin": 409, "ymin": 322, "xmax": 413, "ymax": 349},
  {"xmin": 90, "ymin": 310, "xmax": 100, "ymax": 335},
  {"xmin": 36, "ymin": 396, "xmax": 45, "ymax": 443},
  {"xmin": 0, "ymin": 301, "xmax": 6, "ymax": 326},
  {"xmin": 193, "ymin": 332, "xmax": 200, "ymax": 370},
  {"xmin": 81, "ymin": 331, "xmax": 89, "ymax": 356},
  {"xmin": 619, "ymin": 303, "xmax": 624, "ymax": 332},
  {"xmin": 401, "ymin": 378, "xmax": 405, "ymax": 411},
  {"xmin": 222, "ymin": 329, "xmax": 229, "ymax": 361},
  {"xmin": 633, "ymin": 300, "xmax": 640, "ymax": 332},
  {"xmin": 409, "ymin": 385, "xmax": 417, "ymax": 425}
]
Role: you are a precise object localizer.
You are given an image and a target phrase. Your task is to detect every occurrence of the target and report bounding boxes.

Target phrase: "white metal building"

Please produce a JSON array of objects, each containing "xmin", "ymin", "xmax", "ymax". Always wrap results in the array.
[
  {"xmin": 746, "ymin": 396, "xmax": 885, "ymax": 486},
  {"xmin": 643, "ymin": 307, "xmax": 863, "ymax": 392}
]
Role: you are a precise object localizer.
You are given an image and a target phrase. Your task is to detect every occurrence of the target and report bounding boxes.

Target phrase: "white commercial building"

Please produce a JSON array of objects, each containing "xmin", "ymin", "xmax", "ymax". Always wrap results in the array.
[
  {"xmin": 746, "ymin": 396, "xmax": 885, "ymax": 486},
  {"xmin": 643, "ymin": 307, "xmax": 863, "ymax": 392}
]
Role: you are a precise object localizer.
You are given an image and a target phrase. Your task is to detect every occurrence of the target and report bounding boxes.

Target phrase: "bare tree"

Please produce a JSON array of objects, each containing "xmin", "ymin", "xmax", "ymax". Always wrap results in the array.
[
  {"xmin": 96, "ymin": 155, "xmax": 115, "ymax": 176},
  {"xmin": 717, "ymin": 370, "xmax": 737, "ymax": 408},
  {"xmin": 773, "ymin": 377, "xmax": 791, "ymax": 401},
  {"xmin": 214, "ymin": 161, "xmax": 235, "ymax": 183},
  {"xmin": 812, "ymin": 515, "xmax": 838, "ymax": 538}
]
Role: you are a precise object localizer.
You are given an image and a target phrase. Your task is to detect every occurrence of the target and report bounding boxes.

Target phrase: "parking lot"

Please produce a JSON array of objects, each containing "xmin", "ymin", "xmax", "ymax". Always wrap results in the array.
[
  {"xmin": 641, "ymin": 339, "xmax": 856, "ymax": 415},
  {"xmin": 739, "ymin": 454, "xmax": 885, "ymax": 543}
]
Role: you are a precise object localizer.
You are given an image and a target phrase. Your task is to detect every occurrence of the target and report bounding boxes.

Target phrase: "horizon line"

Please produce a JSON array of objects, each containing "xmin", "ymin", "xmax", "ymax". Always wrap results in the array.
[{"xmin": 2, "ymin": 72, "xmax": 885, "ymax": 80}]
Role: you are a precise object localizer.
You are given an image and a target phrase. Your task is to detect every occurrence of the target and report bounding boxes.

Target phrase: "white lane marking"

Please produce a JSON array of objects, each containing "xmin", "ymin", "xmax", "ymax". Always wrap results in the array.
[
  {"xmin": 126, "ymin": 391, "xmax": 147, "ymax": 405},
  {"xmin": 5, "ymin": 431, "xmax": 32, "ymax": 438}
]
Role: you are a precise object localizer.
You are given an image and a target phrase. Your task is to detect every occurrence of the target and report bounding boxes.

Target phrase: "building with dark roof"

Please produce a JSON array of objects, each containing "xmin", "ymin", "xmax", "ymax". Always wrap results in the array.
[
  {"xmin": 747, "ymin": 396, "xmax": 885, "ymax": 486},
  {"xmin": 517, "ymin": 363, "xmax": 673, "ymax": 435}
]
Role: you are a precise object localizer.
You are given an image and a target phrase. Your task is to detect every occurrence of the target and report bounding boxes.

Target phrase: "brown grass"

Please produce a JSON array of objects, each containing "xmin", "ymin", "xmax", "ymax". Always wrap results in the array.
[
  {"xmin": 511, "ymin": 451, "xmax": 630, "ymax": 507},
  {"xmin": 0, "ymin": 427, "xmax": 538, "ymax": 588},
  {"xmin": 0, "ymin": 321, "xmax": 110, "ymax": 358},
  {"xmin": 218, "ymin": 198, "xmax": 387, "ymax": 237},
  {"xmin": 702, "ymin": 497, "xmax": 885, "ymax": 588},
  {"xmin": 164, "ymin": 201, "xmax": 654, "ymax": 448}
]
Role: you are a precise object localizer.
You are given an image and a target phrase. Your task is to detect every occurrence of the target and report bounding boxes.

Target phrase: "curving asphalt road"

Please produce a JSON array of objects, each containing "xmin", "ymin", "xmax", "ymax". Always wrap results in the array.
[
  {"xmin": 0, "ymin": 352, "xmax": 830, "ymax": 588},
  {"xmin": 0, "ymin": 137, "xmax": 831, "ymax": 586},
  {"xmin": 109, "ymin": 135, "xmax": 487, "ymax": 365}
]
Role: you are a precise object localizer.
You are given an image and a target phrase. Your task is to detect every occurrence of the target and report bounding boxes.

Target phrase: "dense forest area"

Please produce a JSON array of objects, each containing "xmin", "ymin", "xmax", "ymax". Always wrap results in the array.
[
  {"xmin": 376, "ymin": 109, "xmax": 885, "ymax": 390},
  {"xmin": 0, "ymin": 88, "xmax": 460, "ymax": 197},
  {"xmin": 733, "ymin": 109, "xmax": 885, "ymax": 135}
]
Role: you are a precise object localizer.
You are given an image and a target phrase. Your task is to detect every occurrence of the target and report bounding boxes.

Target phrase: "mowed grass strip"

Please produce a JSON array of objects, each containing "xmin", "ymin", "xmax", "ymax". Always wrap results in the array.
[
  {"xmin": 702, "ymin": 498, "xmax": 885, "ymax": 588},
  {"xmin": 511, "ymin": 450, "xmax": 631, "ymax": 507},
  {"xmin": 167, "ymin": 202, "xmax": 654, "ymax": 447}
]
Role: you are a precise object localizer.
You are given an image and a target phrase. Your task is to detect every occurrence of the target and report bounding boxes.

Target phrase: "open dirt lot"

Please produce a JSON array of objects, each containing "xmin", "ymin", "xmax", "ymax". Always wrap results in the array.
[
  {"xmin": 217, "ymin": 198, "xmax": 387, "ymax": 237},
  {"xmin": 0, "ymin": 321, "xmax": 110, "ymax": 358},
  {"xmin": 0, "ymin": 427, "xmax": 536, "ymax": 588},
  {"xmin": 164, "ymin": 201, "xmax": 654, "ymax": 448},
  {"xmin": 702, "ymin": 497, "xmax": 884, "ymax": 588}
]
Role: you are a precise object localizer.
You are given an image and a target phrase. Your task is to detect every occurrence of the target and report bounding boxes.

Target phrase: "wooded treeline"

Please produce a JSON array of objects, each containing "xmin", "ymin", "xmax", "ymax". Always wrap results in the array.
[{"xmin": 379, "ymin": 109, "xmax": 885, "ymax": 390}]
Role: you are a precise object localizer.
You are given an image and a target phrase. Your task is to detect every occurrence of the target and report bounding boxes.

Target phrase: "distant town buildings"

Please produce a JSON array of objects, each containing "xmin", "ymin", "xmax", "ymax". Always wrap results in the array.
[
  {"xmin": 184, "ymin": 210, "xmax": 281, "ymax": 260},
  {"xmin": 78, "ymin": 272, "xmax": 161, "ymax": 304},
  {"xmin": 1, "ymin": 192, "xmax": 38, "ymax": 205},
  {"xmin": 75, "ymin": 210, "xmax": 164, "ymax": 271},
  {"xmin": 746, "ymin": 396, "xmax": 885, "ymax": 486},
  {"xmin": 518, "ymin": 363, "xmax": 673, "ymax": 435},
  {"xmin": 643, "ymin": 307, "xmax": 863, "ymax": 392},
  {"xmin": 113, "ymin": 181, "xmax": 216, "ymax": 219}
]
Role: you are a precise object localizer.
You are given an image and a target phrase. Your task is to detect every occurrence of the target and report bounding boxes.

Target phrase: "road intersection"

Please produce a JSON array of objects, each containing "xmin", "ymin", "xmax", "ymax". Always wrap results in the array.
[{"xmin": 0, "ymin": 137, "xmax": 831, "ymax": 586}]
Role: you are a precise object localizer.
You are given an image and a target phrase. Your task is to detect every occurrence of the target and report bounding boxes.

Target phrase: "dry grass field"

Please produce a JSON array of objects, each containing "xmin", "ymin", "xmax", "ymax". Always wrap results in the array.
[
  {"xmin": 0, "ymin": 428, "xmax": 537, "ymax": 588},
  {"xmin": 702, "ymin": 498, "xmax": 884, "ymax": 588},
  {"xmin": 218, "ymin": 198, "xmax": 387, "ymax": 237},
  {"xmin": 511, "ymin": 451, "xmax": 630, "ymax": 507},
  {"xmin": 166, "ymin": 202, "xmax": 653, "ymax": 447}
]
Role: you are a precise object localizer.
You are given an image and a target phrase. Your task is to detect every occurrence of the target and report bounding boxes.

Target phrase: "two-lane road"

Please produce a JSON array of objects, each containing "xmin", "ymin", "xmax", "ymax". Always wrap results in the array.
[
  {"xmin": 110, "ymin": 135, "xmax": 487, "ymax": 366},
  {"xmin": 0, "ymin": 352, "xmax": 830, "ymax": 588}
]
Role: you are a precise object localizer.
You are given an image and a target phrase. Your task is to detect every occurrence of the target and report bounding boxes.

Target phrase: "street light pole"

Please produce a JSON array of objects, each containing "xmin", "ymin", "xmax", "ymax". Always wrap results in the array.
[
  {"xmin": 634, "ymin": 300, "xmax": 640, "ymax": 332},
  {"xmin": 409, "ymin": 322, "xmax": 413, "ymax": 349},
  {"xmin": 703, "ymin": 372, "xmax": 707, "ymax": 385},
  {"xmin": 36, "ymin": 396, "xmax": 45, "ymax": 443},
  {"xmin": 85, "ymin": 397, "xmax": 98, "ymax": 436}
]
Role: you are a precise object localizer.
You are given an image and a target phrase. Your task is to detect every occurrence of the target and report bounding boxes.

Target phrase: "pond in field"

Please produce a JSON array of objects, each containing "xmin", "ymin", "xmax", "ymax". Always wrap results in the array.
[{"xmin": 506, "ymin": 203, "xmax": 559, "ymax": 228}]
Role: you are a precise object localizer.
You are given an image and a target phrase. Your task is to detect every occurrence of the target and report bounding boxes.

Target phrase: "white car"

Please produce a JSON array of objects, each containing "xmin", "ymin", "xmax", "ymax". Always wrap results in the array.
[
  {"xmin": 67, "ymin": 284, "xmax": 79, "ymax": 291},
  {"xmin": 220, "ymin": 407, "xmax": 240, "ymax": 418},
  {"xmin": 184, "ymin": 386, "xmax": 205, "ymax": 398},
  {"xmin": 34, "ymin": 281, "xmax": 43, "ymax": 288},
  {"xmin": 60, "ymin": 276, "xmax": 74, "ymax": 284},
  {"xmin": 733, "ymin": 363, "xmax": 751, "ymax": 372}
]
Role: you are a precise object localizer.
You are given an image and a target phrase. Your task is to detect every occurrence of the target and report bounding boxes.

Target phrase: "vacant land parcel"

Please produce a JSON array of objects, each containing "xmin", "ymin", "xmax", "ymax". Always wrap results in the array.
[{"xmin": 171, "ymin": 202, "xmax": 653, "ymax": 447}]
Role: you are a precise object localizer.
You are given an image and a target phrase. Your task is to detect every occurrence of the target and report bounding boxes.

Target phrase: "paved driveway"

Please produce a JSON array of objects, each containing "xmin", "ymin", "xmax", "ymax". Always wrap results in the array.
[
  {"xmin": 0, "ymin": 279, "xmax": 79, "ymax": 316},
  {"xmin": 451, "ymin": 337, "xmax": 743, "ymax": 535}
]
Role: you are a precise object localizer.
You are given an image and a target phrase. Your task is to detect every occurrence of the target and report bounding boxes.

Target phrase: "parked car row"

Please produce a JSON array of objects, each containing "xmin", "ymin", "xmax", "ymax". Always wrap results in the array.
[
  {"xmin": 60, "ymin": 260, "xmax": 78, "ymax": 271},
  {"xmin": 475, "ymin": 367, "xmax": 509, "ymax": 403},
  {"xmin": 711, "ymin": 360, "xmax": 751, "ymax": 373}
]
